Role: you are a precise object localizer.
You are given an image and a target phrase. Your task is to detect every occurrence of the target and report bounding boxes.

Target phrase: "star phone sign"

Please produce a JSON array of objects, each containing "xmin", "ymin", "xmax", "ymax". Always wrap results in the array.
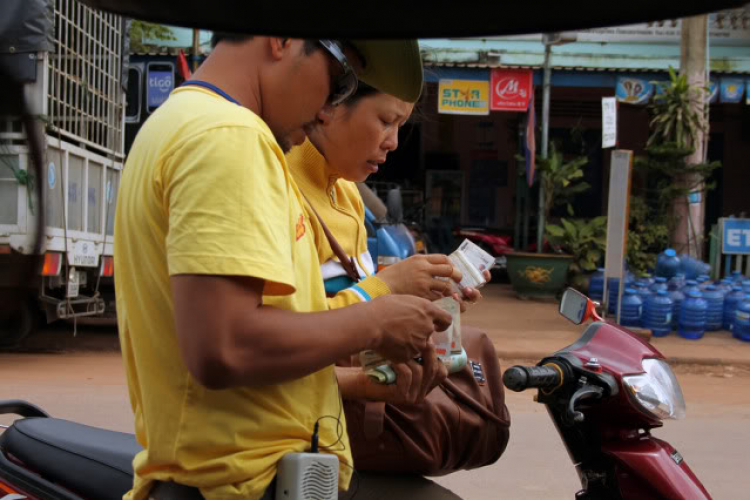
[{"xmin": 490, "ymin": 68, "xmax": 533, "ymax": 112}]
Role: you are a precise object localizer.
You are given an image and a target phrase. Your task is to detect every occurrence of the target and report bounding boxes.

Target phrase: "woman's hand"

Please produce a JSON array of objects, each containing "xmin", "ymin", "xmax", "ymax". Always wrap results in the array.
[
  {"xmin": 453, "ymin": 269, "xmax": 492, "ymax": 313},
  {"xmin": 376, "ymin": 254, "xmax": 461, "ymax": 301},
  {"xmin": 336, "ymin": 344, "xmax": 448, "ymax": 405}
]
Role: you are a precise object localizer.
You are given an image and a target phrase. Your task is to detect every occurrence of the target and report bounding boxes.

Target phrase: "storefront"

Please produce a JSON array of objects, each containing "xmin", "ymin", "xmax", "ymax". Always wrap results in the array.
[{"xmin": 368, "ymin": 12, "xmax": 750, "ymax": 252}]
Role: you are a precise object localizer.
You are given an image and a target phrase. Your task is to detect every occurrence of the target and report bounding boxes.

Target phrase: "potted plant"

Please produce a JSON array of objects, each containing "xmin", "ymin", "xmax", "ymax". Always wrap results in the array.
[
  {"xmin": 546, "ymin": 216, "xmax": 607, "ymax": 292},
  {"xmin": 506, "ymin": 143, "xmax": 591, "ymax": 299}
]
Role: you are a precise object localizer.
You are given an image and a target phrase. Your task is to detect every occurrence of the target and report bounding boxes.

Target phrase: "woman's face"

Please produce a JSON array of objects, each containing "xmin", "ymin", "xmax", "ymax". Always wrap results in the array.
[{"xmin": 310, "ymin": 93, "xmax": 414, "ymax": 182}]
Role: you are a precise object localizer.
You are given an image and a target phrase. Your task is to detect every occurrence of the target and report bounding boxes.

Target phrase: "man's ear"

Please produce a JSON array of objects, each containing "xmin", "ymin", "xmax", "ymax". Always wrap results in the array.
[
  {"xmin": 316, "ymin": 104, "xmax": 336, "ymax": 125},
  {"xmin": 269, "ymin": 37, "xmax": 292, "ymax": 61}
]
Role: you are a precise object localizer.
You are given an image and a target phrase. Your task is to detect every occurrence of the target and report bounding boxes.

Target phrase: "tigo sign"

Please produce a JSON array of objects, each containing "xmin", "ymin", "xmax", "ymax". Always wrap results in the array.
[
  {"xmin": 722, "ymin": 218, "xmax": 750, "ymax": 255},
  {"xmin": 490, "ymin": 69, "xmax": 533, "ymax": 111},
  {"xmin": 438, "ymin": 79, "xmax": 489, "ymax": 115},
  {"xmin": 147, "ymin": 70, "xmax": 174, "ymax": 109}
]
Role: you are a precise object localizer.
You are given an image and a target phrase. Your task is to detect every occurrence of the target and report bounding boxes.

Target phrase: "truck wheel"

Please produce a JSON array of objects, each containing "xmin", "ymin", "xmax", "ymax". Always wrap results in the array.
[{"xmin": 0, "ymin": 300, "xmax": 35, "ymax": 348}]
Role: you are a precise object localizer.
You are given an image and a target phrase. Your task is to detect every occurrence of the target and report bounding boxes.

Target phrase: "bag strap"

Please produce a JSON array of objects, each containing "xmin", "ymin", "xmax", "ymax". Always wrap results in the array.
[{"xmin": 300, "ymin": 192, "xmax": 361, "ymax": 283}]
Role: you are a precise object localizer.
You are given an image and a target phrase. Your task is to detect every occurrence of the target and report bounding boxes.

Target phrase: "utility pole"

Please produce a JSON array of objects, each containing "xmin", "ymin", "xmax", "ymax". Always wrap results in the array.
[
  {"xmin": 536, "ymin": 34, "xmax": 553, "ymax": 253},
  {"xmin": 192, "ymin": 29, "xmax": 201, "ymax": 72},
  {"xmin": 677, "ymin": 15, "xmax": 709, "ymax": 259}
]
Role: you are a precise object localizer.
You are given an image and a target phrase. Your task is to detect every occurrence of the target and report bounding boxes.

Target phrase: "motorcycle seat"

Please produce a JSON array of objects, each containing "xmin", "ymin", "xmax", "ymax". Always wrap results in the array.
[{"xmin": 1, "ymin": 417, "xmax": 141, "ymax": 500}]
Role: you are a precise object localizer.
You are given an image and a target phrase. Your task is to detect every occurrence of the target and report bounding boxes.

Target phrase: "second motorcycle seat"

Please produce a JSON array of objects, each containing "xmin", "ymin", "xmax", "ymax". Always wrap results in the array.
[{"xmin": 1, "ymin": 417, "xmax": 141, "ymax": 500}]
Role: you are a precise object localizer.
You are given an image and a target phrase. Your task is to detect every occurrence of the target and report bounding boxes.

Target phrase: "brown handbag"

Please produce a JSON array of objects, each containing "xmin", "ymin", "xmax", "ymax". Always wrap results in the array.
[
  {"xmin": 343, "ymin": 327, "xmax": 511, "ymax": 476},
  {"xmin": 304, "ymin": 195, "xmax": 511, "ymax": 475}
]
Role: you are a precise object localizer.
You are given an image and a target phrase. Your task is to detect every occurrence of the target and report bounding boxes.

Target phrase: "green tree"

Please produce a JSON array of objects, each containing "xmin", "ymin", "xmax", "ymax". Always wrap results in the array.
[
  {"xmin": 129, "ymin": 21, "xmax": 176, "ymax": 53},
  {"xmin": 648, "ymin": 67, "xmax": 706, "ymax": 149}
]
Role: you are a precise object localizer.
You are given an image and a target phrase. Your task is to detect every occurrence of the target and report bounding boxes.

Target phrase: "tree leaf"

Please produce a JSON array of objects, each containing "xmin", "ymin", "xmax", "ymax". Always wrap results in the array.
[
  {"xmin": 561, "ymin": 218, "xmax": 577, "ymax": 238},
  {"xmin": 546, "ymin": 224, "xmax": 565, "ymax": 237}
]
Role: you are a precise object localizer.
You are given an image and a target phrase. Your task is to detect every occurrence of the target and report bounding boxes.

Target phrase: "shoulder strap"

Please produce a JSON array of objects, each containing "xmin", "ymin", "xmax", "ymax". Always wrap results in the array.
[{"xmin": 300, "ymin": 192, "xmax": 361, "ymax": 283}]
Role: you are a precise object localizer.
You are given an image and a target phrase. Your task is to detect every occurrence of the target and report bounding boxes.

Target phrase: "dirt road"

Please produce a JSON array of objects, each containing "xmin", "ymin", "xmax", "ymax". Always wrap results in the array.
[{"xmin": 1, "ymin": 324, "xmax": 749, "ymax": 499}]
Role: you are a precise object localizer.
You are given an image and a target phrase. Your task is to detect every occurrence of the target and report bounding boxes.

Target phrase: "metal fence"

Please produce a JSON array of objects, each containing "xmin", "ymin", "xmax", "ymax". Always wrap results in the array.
[{"xmin": 46, "ymin": 0, "xmax": 125, "ymax": 157}]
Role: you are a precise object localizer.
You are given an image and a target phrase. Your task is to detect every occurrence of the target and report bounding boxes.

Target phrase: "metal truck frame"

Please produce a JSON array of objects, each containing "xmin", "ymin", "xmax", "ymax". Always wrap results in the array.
[{"xmin": 1, "ymin": 0, "xmax": 126, "ymax": 345}]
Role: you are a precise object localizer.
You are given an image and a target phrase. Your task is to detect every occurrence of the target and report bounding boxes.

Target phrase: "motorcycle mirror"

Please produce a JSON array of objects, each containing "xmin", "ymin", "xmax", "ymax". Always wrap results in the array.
[{"xmin": 559, "ymin": 288, "xmax": 589, "ymax": 325}]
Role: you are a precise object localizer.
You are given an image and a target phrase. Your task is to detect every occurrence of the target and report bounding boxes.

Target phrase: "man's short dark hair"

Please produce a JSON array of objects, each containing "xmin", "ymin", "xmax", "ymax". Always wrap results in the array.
[
  {"xmin": 210, "ymin": 33, "xmax": 317, "ymax": 55},
  {"xmin": 210, "ymin": 32, "xmax": 253, "ymax": 49}
]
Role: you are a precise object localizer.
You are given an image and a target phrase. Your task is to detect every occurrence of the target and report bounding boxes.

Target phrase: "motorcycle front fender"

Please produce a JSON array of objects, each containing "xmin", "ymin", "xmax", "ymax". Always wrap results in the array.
[{"xmin": 603, "ymin": 436, "xmax": 711, "ymax": 500}]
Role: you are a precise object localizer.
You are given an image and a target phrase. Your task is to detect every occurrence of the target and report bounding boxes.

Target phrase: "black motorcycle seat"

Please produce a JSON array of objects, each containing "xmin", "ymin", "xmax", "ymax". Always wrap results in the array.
[{"xmin": 1, "ymin": 417, "xmax": 141, "ymax": 500}]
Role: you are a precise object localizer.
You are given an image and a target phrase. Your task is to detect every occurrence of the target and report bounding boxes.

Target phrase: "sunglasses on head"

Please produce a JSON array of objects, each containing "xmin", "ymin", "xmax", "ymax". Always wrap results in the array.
[{"xmin": 318, "ymin": 40, "xmax": 358, "ymax": 106}]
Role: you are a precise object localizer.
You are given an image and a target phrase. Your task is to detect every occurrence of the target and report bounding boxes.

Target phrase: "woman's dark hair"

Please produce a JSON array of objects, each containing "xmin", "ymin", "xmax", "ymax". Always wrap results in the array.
[{"xmin": 342, "ymin": 81, "xmax": 381, "ymax": 107}]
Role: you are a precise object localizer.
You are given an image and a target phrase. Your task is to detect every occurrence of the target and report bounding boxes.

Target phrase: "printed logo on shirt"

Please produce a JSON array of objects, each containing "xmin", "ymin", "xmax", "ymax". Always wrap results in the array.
[{"xmin": 296, "ymin": 214, "xmax": 306, "ymax": 241}]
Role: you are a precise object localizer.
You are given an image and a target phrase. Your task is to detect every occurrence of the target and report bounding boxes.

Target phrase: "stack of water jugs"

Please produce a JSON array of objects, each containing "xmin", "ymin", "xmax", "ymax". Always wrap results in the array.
[{"xmin": 590, "ymin": 249, "xmax": 750, "ymax": 341}]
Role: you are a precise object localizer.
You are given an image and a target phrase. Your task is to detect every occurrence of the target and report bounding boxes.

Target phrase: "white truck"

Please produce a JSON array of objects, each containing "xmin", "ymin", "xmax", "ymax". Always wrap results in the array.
[{"xmin": 0, "ymin": 0, "xmax": 126, "ymax": 345}]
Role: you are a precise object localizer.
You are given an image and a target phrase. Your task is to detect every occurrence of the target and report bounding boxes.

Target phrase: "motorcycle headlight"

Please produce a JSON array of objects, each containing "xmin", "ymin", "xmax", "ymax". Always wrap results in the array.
[{"xmin": 623, "ymin": 358, "xmax": 686, "ymax": 421}]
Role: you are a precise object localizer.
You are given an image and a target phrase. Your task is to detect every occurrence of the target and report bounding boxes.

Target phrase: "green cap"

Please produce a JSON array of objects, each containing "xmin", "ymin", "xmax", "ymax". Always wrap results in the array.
[{"xmin": 349, "ymin": 40, "xmax": 424, "ymax": 103}]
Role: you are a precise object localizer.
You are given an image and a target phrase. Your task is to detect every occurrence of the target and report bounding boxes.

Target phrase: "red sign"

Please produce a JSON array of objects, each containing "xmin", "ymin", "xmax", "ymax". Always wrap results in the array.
[{"xmin": 490, "ymin": 69, "xmax": 533, "ymax": 112}]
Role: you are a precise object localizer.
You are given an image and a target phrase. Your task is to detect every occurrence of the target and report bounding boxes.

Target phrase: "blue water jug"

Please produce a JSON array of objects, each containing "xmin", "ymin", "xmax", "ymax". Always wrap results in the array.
[
  {"xmin": 723, "ymin": 286, "xmax": 745, "ymax": 331},
  {"xmin": 679, "ymin": 254, "xmax": 710, "ymax": 280},
  {"xmin": 619, "ymin": 288, "xmax": 643, "ymax": 327},
  {"xmin": 731, "ymin": 271, "xmax": 744, "ymax": 283},
  {"xmin": 681, "ymin": 279, "xmax": 700, "ymax": 295},
  {"xmin": 644, "ymin": 290, "xmax": 673, "ymax": 337},
  {"xmin": 717, "ymin": 279, "xmax": 733, "ymax": 295},
  {"xmin": 696, "ymin": 275, "xmax": 712, "ymax": 289},
  {"xmin": 668, "ymin": 274, "xmax": 686, "ymax": 291},
  {"xmin": 678, "ymin": 290, "xmax": 707, "ymax": 340},
  {"xmin": 649, "ymin": 277, "xmax": 668, "ymax": 294},
  {"xmin": 607, "ymin": 277, "xmax": 620, "ymax": 314},
  {"xmin": 734, "ymin": 295, "xmax": 750, "ymax": 341},
  {"xmin": 703, "ymin": 285, "xmax": 724, "ymax": 331},
  {"xmin": 607, "ymin": 276, "xmax": 632, "ymax": 313},
  {"xmin": 655, "ymin": 248, "xmax": 681, "ymax": 279},
  {"xmin": 668, "ymin": 288, "xmax": 685, "ymax": 330},
  {"xmin": 634, "ymin": 282, "xmax": 652, "ymax": 312},
  {"xmin": 589, "ymin": 268, "xmax": 605, "ymax": 302}
]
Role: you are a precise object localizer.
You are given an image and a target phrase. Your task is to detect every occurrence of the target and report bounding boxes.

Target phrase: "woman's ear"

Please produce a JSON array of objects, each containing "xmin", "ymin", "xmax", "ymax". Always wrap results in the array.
[{"xmin": 316, "ymin": 104, "xmax": 336, "ymax": 125}]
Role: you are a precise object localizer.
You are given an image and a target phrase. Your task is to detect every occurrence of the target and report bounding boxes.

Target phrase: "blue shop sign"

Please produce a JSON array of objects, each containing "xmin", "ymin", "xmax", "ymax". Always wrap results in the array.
[
  {"xmin": 708, "ymin": 80, "xmax": 719, "ymax": 104},
  {"xmin": 616, "ymin": 76, "xmax": 653, "ymax": 105},
  {"xmin": 147, "ymin": 70, "xmax": 174, "ymax": 109},
  {"xmin": 720, "ymin": 79, "xmax": 745, "ymax": 103},
  {"xmin": 722, "ymin": 218, "xmax": 750, "ymax": 255}
]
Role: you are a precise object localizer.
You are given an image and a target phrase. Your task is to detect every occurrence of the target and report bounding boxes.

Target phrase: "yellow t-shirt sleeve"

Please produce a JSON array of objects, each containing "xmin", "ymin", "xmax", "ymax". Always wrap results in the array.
[
  {"xmin": 163, "ymin": 125, "xmax": 296, "ymax": 296},
  {"xmin": 326, "ymin": 275, "xmax": 391, "ymax": 310}
]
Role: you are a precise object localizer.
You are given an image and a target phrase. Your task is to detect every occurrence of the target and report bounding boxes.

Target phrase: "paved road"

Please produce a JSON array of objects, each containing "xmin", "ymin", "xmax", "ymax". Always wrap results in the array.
[{"xmin": 1, "ymin": 324, "xmax": 749, "ymax": 499}]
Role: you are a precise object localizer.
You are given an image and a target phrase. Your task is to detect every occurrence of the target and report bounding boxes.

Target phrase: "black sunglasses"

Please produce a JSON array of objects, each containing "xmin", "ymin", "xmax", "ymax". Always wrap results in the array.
[{"xmin": 318, "ymin": 40, "xmax": 358, "ymax": 106}]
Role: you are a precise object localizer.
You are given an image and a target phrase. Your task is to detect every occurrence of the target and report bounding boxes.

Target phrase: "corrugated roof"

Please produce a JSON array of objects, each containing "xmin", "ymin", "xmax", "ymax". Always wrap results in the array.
[
  {"xmin": 420, "ymin": 39, "xmax": 750, "ymax": 74},
  {"xmin": 425, "ymin": 62, "xmax": 749, "ymax": 74}
]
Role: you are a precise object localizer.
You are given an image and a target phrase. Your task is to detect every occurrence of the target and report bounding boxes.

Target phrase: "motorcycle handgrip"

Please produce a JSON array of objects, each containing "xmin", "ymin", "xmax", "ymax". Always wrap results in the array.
[{"xmin": 503, "ymin": 365, "xmax": 562, "ymax": 392}]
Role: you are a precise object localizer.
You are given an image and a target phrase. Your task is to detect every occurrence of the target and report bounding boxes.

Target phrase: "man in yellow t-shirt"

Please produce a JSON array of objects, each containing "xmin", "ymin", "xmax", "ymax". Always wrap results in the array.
[{"xmin": 115, "ymin": 35, "xmax": 452, "ymax": 500}]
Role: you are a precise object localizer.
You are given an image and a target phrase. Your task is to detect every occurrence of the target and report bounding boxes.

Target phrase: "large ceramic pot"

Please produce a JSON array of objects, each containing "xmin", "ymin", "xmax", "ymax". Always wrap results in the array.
[{"xmin": 505, "ymin": 252, "xmax": 573, "ymax": 299}]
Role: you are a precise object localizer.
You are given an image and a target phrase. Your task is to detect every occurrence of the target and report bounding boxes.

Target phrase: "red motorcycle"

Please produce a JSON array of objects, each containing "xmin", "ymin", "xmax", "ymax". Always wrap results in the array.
[
  {"xmin": 503, "ymin": 288, "xmax": 710, "ymax": 499},
  {"xmin": 0, "ymin": 288, "xmax": 709, "ymax": 500}
]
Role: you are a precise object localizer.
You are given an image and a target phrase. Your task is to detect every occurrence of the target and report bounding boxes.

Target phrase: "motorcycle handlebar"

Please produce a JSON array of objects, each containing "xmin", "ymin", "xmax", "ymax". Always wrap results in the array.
[{"xmin": 503, "ymin": 365, "xmax": 563, "ymax": 392}]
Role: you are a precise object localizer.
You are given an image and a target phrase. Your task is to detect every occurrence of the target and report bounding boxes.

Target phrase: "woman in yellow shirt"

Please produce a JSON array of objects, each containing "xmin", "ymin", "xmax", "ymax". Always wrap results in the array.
[
  {"xmin": 287, "ymin": 80, "xmax": 489, "ymax": 396},
  {"xmin": 287, "ymin": 83, "xmax": 488, "ymax": 499}
]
